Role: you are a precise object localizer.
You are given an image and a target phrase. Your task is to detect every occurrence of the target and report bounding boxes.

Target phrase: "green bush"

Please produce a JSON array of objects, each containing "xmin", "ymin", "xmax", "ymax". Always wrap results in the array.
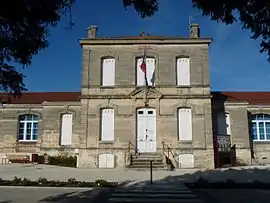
[
  {"xmin": 95, "ymin": 179, "xmax": 110, "ymax": 187},
  {"xmin": 47, "ymin": 155, "xmax": 77, "ymax": 167},
  {"xmin": 0, "ymin": 176, "xmax": 118, "ymax": 188}
]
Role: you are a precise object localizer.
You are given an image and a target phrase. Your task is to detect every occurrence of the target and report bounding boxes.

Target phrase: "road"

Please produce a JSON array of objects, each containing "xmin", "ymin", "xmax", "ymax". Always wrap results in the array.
[{"xmin": 0, "ymin": 187, "xmax": 112, "ymax": 203}]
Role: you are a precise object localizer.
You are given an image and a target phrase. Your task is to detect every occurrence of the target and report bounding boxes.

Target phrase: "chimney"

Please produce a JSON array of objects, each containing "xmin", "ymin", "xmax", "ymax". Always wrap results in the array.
[
  {"xmin": 87, "ymin": 25, "xmax": 98, "ymax": 39},
  {"xmin": 189, "ymin": 24, "xmax": 200, "ymax": 38}
]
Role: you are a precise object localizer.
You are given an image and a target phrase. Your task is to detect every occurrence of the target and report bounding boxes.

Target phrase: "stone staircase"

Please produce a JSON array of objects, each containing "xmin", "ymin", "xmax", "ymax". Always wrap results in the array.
[{"xmin": 128, "ymin": 153, "xmax": 170, "ymax": 170}]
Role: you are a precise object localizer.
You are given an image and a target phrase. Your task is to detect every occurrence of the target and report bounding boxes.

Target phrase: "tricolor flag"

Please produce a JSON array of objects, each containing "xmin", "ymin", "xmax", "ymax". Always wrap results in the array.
[{"xmin": 140, "ymin": 48, "xmax": 148, "ymax": 86}]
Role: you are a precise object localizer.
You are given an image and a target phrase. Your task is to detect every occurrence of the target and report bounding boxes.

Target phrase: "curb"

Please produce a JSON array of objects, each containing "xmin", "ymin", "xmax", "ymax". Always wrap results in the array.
[{"xmin": 0, "ymin": 185, "xmax": 99, "ymax": 189}]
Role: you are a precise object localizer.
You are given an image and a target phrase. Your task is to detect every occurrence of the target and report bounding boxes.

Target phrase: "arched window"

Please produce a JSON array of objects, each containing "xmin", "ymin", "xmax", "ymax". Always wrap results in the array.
[
  {"xmin": 18, "ymin": 114, "xmax": 39, "ymax": 141},
  {"xmin": 252, "ymin": 114, "xmax": 270, "ymax": 141}
]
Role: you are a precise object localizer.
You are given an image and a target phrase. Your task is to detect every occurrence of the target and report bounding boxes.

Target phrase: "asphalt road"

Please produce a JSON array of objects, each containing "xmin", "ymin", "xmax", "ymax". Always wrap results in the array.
[{"xmin": 0, "ymin": 187, "xmax": 112, "ymax": 203}]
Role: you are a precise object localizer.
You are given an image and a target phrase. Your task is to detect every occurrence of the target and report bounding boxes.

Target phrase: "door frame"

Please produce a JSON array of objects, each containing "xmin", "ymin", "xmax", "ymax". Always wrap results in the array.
[{"xmin": 136, "ymin": 107, "xmax": 157, "ymax": 153}]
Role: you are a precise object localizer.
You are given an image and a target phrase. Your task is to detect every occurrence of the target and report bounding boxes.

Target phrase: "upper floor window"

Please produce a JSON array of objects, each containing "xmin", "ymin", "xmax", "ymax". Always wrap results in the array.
[
  {"xmin": 217, "ymin": 112, "xmax": 231, "ymax": 136},
  {"xmin": 136, "ymin": 57, "xmax": 156, "ymax": 86},
  {"xmin": 176, "ymin": 57, "xmax": 190, "ymax": 86},
  {"xmin": 101, "ymin": 58, "xmax": 115, "ymax": 86},
  {"xmin": 252, "ymin": 114, "xmax": 270, "ymax": 141},
  {"xmin": 18, "ymin": 114, "xmax": 39, "ymax": 141}
]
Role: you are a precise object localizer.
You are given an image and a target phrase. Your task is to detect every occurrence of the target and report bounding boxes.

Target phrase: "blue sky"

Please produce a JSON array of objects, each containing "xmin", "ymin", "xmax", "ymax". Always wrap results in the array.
[{"xmin": 21, "ymin": 0, "xmax": 270, "ymax": 92}]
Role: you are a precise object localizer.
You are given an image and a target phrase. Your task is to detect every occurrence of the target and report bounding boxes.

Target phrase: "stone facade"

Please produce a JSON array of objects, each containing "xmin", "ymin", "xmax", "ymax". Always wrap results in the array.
[{"xmin": 0, "ymin": 25, "xmax": 269, "ymax": 169}]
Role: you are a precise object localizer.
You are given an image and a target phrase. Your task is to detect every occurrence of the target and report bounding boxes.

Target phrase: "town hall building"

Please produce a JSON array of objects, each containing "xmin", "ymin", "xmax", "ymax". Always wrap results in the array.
[{"xmin": 0, "ymin": 24, "xmax": 270, "ymax": 169}]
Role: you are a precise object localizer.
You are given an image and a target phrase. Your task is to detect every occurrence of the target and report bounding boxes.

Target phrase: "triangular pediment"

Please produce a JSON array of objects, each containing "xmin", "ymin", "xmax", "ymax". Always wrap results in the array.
[{"xmin": 129, "ymin": 87, "xmax": 162, "ymax": 99}]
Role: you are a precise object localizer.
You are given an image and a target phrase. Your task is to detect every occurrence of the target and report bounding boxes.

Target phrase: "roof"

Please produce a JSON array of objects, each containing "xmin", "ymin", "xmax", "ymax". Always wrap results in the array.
[
  {"xmin": 79, "ymin": 36, "xmax": 213, "ymax": 46},
  {"xmin": 212, "ymin": 92, "xmax": 270, "ymax": 105},
  {"xmin": 0, "ymin": 92, "xmax": 81, "ymax": 104},
  {"xmin": 0, "ymin": 91, "xmax": 270, "ymax": 105}
]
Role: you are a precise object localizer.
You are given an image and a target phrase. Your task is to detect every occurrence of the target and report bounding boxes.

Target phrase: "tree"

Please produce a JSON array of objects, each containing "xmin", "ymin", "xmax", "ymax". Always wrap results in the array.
[
  {"xmin": 125, "ymin": 0, "xmax": 270, "ymax": 62},
  {"xmin": 0, "ymin": 0, "xmax": 74, "ymax": 95},
  {"xmin": 1, "ymin": 0, "xmax": 270, "ymax": 95}
]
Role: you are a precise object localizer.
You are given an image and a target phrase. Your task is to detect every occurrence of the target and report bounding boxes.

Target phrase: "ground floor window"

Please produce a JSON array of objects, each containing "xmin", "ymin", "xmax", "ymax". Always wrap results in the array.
[
  {"xmin": 252, "ymin": 114, "xmax": 270, "ymax": 141},
  {"xmin": 18, "ymin": 114, "xmax": 39, "ymax": 141}
]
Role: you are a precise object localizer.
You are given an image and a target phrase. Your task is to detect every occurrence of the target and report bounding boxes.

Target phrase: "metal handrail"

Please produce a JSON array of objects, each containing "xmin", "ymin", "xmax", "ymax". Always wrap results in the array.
[
  {"xmin": 126, "ymin": 141, "xmax": 140, "ymax": 166},
  {"xmin": 161, "ymin": 141, "xmax": 180, "ymax": 165}
]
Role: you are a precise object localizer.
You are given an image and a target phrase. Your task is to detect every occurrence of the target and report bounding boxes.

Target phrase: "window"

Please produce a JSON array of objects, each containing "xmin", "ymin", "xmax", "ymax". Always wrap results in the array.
[
  {"xmin": 176, "ymin": 57, "xmax": 190, "ymax": 86},
  {"xmin": 18, "ymin": 114, "xmax": 39, "ymax": 141},
  {"xmin": 60, "ymin": 114, "xmax": 73, "ymax": 145},
  {"xmin": 100, "ymin": 109, "xmax": 115, "ymax": 141},
  {"xmin": 252, "ymin": 114, "xmax": 270, "ymax": 141},
  {"xmin": 178, "ymin": 108, "xmax": 192, "ymax": 141},
  {"xmin": 136, "ymin": 57, "xmax": 156, "ymax": 86},
  {"xmin": 217, "ymin": 112, "xmax": 231, "ymax": 135},
  {"xmin": 101, "ymin": 58, "xmax": 115, "ymax": 86},
  {"xmin": 98, "ymin": 153, "xmax": 115, "ymax": 168}
]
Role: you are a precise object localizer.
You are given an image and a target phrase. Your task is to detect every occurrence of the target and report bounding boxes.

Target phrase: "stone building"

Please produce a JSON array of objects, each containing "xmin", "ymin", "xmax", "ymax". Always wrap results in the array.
[{"xmin": 0, "ymin": 24, "xmax": 269, "ymax": 169}]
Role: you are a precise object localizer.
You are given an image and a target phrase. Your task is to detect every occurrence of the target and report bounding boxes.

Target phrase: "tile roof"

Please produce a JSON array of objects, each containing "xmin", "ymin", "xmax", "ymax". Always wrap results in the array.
[
  {"xmin": 212, "ymin": 92, "xmax": 270, "ymax": 105},
  {"xmin": 0, "ymin": 91, "xmax": 270, "ymax": 105},
  {"xmin": 0, "ymin": 92, "xmax": 81, "ymax": 104}
]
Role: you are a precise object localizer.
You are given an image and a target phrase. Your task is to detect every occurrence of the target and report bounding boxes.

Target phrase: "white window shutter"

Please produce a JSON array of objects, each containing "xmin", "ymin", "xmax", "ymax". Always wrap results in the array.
[
  {"xmin": 136, "ymin": 58, "xmax": 144, "ymax": 86},
  {"xmin": 226, "ymin": 113, "xmax": 231, "ymax": 135},
  {"xmin": 217, "ymin": 112, "xmax": 231, "ymax": 135},
  {"xmin": 98, "ymin": 154, "xmax": 115, "ymax": 168},
  {"xmin": 177, "ymin": 58, "xmax": 190, "ymax": 86},
  {"xmin": 217, "ymin": 112, "xmax": 230, "ymax": 135},
  {"xmin": 178, "ymin": 154, "xmax": 194, "ymax": 168},
  {"xmin": 60, "ymin": 114, "xmax": 73, "ymax": 145},
  {"xmin": 146, "ymin": 58, "xmax": 156, "ymax": 86},
  {"xmin": 101, "ymin": 109, "xmax": 115, "ymax": 141},
  {"xmin": 98, "ymin": 154, "xmax": 106, "ymax": 168},
  {"xmin": 102, "ymin": 58, "xmax": 115, "ymax": 86},
  {"xmin": 178, "ymin": 108, "xmax": 193, "ymax": 141},
  {"xmin": 106, "ymin": 154, "xmax": 115, "ymax": 168}
]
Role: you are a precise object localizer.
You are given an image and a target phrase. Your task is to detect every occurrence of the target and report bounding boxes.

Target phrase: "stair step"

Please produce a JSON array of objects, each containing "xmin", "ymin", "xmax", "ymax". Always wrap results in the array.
[
  {"xmin": 131, "ymin": 163, "xmax": 164, "ymax": 167},
  {"xmin": 132, "ymin": 159, "xmax": 163, "ymax": 163},
  {"xmin": 128, "ymin": 153, "xmax": 168, "ymax": 170},
  {"xmin": 131, "ymin": 154, "xmax": 162, "ymax": 157},
  {"xmin": 129, "ymin": 165, "xmax": 165, "ymax": 168}
]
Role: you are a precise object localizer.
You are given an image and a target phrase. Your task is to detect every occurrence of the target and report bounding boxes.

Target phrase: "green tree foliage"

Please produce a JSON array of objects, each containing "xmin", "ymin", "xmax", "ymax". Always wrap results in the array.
[
  {"xmin": 125, "ymin": 0, "xmax": 270, "ymax": 62},
  {"xmin": 1, "ymin": 0, "xmax": 269, "ymax": 94},
  {"xmin": 0, "ymin": 0, "xmax": 74, "ymax": 95}
]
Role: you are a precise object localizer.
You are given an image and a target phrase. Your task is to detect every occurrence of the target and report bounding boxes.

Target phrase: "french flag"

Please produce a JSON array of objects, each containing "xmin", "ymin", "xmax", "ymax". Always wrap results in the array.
[{"xmin": 140, "ymin": 48, "xmax": 148, "ymax": 86}]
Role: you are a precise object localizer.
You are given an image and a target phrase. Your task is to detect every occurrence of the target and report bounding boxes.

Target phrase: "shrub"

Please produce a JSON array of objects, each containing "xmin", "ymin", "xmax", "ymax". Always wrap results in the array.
[
  {"xmin": 37, "ymin": 177, "xmax": 48, "ymax": 184},
  {"xmin": 47, "ymin": 155, "xmax": 77, "ymax": 167},
  {"xmin": 0, "ymin": 176, "xmax": 118, "ymax": 188},
  {"xmin": 95, "ymin": 179, "xmax": 110, "ymax": 187}
]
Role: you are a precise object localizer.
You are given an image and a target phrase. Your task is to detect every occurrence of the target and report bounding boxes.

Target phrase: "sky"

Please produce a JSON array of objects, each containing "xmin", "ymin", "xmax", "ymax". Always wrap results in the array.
[{"xmin": 21, "ymin": 0, "xmax": 270, "ymax": 92}]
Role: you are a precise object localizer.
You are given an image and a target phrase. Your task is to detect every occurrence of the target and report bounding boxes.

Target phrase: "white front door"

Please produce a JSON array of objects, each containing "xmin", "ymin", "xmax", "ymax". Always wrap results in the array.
[{"xmin": 137, "ymin": 108, "xmax": 157, "ymax": 153}]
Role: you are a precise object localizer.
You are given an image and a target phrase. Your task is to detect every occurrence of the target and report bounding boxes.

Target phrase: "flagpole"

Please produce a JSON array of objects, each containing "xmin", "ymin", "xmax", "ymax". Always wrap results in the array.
[{"xmin": 143, "ymin": 47, "xmax": 149, "ymax": 106}]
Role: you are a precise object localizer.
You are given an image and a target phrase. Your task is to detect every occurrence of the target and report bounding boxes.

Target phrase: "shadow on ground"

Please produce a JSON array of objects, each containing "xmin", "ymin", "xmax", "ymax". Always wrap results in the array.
[{"xmin": 38, "ymin": 166, "xmax": 270, "ymax": 203}]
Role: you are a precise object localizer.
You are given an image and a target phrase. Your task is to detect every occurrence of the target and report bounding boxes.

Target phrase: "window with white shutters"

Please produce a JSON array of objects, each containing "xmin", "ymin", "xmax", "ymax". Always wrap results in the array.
[
  {"xmin": 217, "ymin": 112, "xmax": 231, "ymax": 135},
  {"xmin": 100, "ymin": 108, "xmax": 115, "ymax": 141},
  {"xmin": 60, "ymin": 114, "xmax": 73, "ymax": 145},
  {"xmin": 98, "ymin": 153, "xmax": 115, "ymax": 168},
  {"xmin": 176, "ymin": 57, "xmax": 190, "ymax": 86},
  {"xmin": 101, "ymin": 58, "xmax": 115, "ymax": 86},
  {"xmin": 178, "ymin": 108, "xmax": 193, "ymax": 141},
  {"xmin": 136, "ymin": 57, "xmax": 156, "ymax": 86}
]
